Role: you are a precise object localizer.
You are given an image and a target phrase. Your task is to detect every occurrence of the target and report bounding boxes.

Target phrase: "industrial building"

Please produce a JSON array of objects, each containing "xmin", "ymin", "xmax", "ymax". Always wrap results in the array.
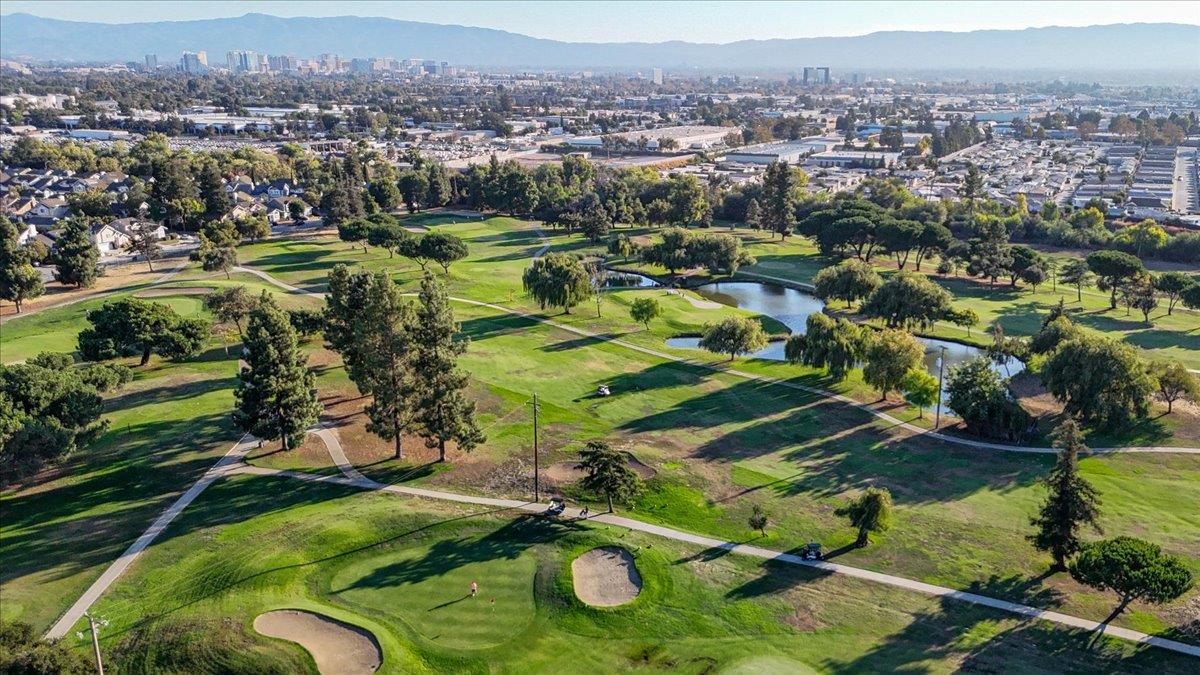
[
  {"xmin": 805, "ymin": 150, "xmax": 901, "ymax": 169},
  {"xmin": 723, "ymin": 137, "xmax": 841, "ymax": 164}
]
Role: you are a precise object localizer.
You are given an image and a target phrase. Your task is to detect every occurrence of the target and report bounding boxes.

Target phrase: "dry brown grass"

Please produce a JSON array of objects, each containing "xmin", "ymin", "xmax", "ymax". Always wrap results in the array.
[{"xmin": 0, "ymin": 258, "xmax": 185, "ymax": 319}]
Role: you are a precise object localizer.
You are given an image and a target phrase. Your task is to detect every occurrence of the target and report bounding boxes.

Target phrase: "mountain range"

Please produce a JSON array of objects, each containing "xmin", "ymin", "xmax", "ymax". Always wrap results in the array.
[{"xmin": 1, "ymin": 13, "xmax": 1197, "ymax": 73}]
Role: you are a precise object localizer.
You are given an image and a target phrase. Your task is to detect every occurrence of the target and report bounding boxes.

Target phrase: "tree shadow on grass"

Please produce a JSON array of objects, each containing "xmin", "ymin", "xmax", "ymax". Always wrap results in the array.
[
  {"xmin": 540, "ymin": 333, "xmax": 623, "ymax": 352},
  {"xmin": 106, "ymin": 482, "xmax": 530, "ymax": 637},
  {"xmin": 101, "ymin": 374, "xmax": 237, "ymax": 412},
  {"xmin": 458, "ymin": 313, "xmax": 540, "ymax": 342},
  {"xmin": 824, "ymin": 573, "xmax": 1193, "ymax": 673},
  {"xmin": 336, "ymin": 515, "xmax": 583, "ymax": 591},
  {"xmin": 0, "ymin": 411, "xmax": 236, "ymax": 587}
]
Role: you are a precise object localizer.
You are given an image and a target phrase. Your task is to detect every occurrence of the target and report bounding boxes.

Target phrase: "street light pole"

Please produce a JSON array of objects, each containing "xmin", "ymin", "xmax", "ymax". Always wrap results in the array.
[
  {"xmin": 84, "ymin": 612, "xmax": 104, "ymax": 675},
  {"xmin": 934, "ymin": 345, "xmax": 948, "ymax": 430},
  {"xmin": 532, "ymin": 392, "xmax": 540, "ymax": 502}
]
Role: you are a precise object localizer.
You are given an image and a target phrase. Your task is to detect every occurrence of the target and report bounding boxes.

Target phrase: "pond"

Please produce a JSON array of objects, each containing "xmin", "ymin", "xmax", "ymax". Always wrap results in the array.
[
  {"xmin": 603, "ymin": 271, "xmax": 659, "ymax": 288},
  {"xmin": 665, "ymin": 281, "xmax": 1024, "ymax": 412}
]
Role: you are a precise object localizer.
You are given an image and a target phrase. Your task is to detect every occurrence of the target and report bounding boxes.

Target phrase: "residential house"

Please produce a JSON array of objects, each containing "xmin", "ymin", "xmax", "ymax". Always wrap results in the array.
[{"xmin": 91, "ymin": 218, "xmax": 167, "ymax": 255}]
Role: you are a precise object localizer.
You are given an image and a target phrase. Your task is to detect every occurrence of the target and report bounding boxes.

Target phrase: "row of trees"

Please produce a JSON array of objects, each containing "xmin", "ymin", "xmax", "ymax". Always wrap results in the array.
[
  {"xmin": 325, "ymin": 268, "xmax": 482, "ymax": 461},
  {"xmin": 336, "ymin": 215, "xmax": 468, "ymax": 273}
]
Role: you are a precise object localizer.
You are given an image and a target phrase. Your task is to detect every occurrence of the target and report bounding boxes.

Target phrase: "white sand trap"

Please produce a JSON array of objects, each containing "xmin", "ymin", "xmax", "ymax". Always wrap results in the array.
[
  {"xmin": 572, "ymin": 547, "xmax": 642, "ymax": 607},
  {"xmin": 254, "ymin": 610, "xmax": 381, "ymax": 675}
]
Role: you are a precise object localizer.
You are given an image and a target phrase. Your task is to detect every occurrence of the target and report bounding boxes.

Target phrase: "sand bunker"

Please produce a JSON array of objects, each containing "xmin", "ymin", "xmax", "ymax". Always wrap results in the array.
[
  {"xmin": 545, "ymin": 454, "xmax": 655, "ymax": 485},
  {"xmin": 572, "ymin": 547, "xmax": 642, "ymax": 607},
  {"xmin": 254, "ymin": 610, "xmax": 381, "ymax": 675}
]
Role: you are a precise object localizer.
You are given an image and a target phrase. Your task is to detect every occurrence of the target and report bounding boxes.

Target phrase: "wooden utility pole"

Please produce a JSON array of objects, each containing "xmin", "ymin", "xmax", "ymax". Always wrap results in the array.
[
  {"xmin": 532, "ymin": 392, "xmax": 540, "ymax": 502},
  {"xmin": 84, "ymin": 612, "xmax": 104, "ymax": 675}
]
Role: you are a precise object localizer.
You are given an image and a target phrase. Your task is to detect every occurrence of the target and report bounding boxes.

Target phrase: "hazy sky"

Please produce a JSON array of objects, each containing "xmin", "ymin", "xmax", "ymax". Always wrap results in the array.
[{"xmin": 3, "ymin": 1, "xmax": 1198, "ymax": 43}]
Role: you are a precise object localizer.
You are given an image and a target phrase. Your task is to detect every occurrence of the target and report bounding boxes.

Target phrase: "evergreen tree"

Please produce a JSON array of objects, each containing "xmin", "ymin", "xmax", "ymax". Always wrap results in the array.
[
  {"xmin": 411, "ymin": 274, "xmax": 483, "ymax": 462},
  {"xmin": 50, "ymin": 217, "xmax": 101, "ymax": 288},
  {"xmin": 744, "ymin": 197, "xmax": 762, "ymax": 230},
  {"xmin": 323, "ymin": 265, "xmax": 375, "ymax": 384},
  {"xmin": 760, "ymin": 161, "xmax": 798, "ymax": 239},
  {"xmin": 0, "ymin": 217, "xmax": 44, "ymax": 313},
  {"xmin": 426, "ymin": 163, "xmax": 452, "ymax": 207},
  {"xmin": 578, "ymin": 440, "xmax": 643, "ymax": 513},
  {"xmin": 1028, "ymin": 419, "xmax": 1102, "ymax": 571},
  {"xmin": 234, "ymin": 293, "xmax": 321, "ymax": 450},
  {"xmin": 197, "ymin": 160, "xmax": 231, "ymax": 222},
  {"xmin": 356, "ymin": 272, "xmax": 419, "ymax": 459}
]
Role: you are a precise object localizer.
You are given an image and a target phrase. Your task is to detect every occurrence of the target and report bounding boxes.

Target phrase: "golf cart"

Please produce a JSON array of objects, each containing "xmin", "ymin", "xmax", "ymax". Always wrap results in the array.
[
  {"xmin": 801, "ymin": 542, "xmax": 823, "ymax": 561},
  {"xmin": 545, "ymin": 498, "xmax": 566, "ymax": 516},
  {"xmin": 596, "ymin": 385, "xmax": 611, "ymax": 397}
]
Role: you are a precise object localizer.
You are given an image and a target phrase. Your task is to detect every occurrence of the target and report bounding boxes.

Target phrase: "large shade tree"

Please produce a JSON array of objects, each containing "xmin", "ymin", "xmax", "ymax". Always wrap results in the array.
[
  {"xmin": 1070, "ymin": 537, "xmax": 1193, "ymax": 617},
  {"xmin": 78, "ymin": 297, "xmax": 208, "ymax": 366},
  {"xmin": 1041, "ymin": 335, "xmax": 1155, "ymax": 428},
  {"xmin": 523, "ymin": 252, "xmax": 592, "ymax": 314}
]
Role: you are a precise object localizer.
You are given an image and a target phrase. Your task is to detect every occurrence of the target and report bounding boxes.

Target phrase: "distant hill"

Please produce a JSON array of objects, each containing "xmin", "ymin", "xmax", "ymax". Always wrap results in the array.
[{"xmin": 1, "ymin": 12, "xmax": 1197, "ymax": 72}]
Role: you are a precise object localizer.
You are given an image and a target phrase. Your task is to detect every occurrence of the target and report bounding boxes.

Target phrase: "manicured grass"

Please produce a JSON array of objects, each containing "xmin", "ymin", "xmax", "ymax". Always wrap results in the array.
[
  {"xmin": 723, "ymin": 228, "xmax": 1200, "ymax": 368},
  {"xmin": 79, "ymin": 474, "xmax": 1195, "ymax": 673},
  {"xmin": 5, "ymin": 216, "xmax": 1198, "ymax": 664}
]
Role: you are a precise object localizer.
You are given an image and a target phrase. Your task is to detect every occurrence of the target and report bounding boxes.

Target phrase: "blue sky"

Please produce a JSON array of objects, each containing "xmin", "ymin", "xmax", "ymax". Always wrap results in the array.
[{"xmin": 3, "ymin": 1, "xmax": 1197, "ymax": 42}]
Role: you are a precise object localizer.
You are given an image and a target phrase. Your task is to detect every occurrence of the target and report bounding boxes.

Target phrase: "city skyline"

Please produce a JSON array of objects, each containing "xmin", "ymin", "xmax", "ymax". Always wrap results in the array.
[{"xmin": 2, "ymin": 0, "xmax": 1198, "ymax": 44}]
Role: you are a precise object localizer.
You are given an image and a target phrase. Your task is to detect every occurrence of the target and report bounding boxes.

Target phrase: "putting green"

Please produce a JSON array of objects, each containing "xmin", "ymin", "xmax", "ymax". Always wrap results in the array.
[{"xmin": 328, "ymin": 529, "xmax": 539, "ymax": 650}]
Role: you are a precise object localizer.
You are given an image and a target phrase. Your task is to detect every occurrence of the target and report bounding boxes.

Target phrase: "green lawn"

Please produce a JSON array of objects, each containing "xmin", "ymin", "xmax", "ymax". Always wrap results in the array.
[
  {"xmin": 4, "ymin": 216, "xmax": 1198, "ymax": 666},
  {"xmin": 724, "ymin": 229, "xmax": 1200, "ymax": 368},
  {"xmin": 0, "ymin": 281, "xmax": 319, "ymax": 630},
  {"xmin": 78, "ymin": 473, "xmax": 1194, "ymax": 673}
]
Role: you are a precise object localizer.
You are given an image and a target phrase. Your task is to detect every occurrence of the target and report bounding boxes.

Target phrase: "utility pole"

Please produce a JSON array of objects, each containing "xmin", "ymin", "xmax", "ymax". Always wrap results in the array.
[
  {"xmin": 84, "ymin": 612, "xmax": 105, "ymax": 675},
  {"xmin": 934, "ymin": 345, "xmax": 948, "ymax": 430},
  {"xmin": 532, "ymin": 392, "xmax": 540, "ymax": 502}
]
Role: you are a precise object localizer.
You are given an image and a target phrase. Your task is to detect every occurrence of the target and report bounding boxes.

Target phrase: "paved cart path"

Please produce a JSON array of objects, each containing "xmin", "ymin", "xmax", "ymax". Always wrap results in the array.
[{"xmin": 234, "ymin": 261, "xmax": 1200, "ymax": 456}]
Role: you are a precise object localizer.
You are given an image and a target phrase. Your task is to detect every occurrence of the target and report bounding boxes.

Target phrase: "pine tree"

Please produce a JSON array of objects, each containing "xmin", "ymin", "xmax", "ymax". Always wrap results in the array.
[
  {"xmin": 197, "ymin": 160, "xmax": 231, "ymax": 222},
  {"xmin": 426, "ymin": 163, "xmax": 452, "ymax": 207},
  {"xmin": 760, "ymin": 161, "xmax": 798, "ymax": 239},
  {"xmin": 744, "ymin": 198, "xmax": 762, "ymax": 230},
  {"xmin": 0, "ymin": 218, "xmax": 44, "ymax": 313},
  {"xmin": 51, "ymin": 217, "xmax": 101, "ymax": 288},
  {"xmin": 411, "ymin": 274, "xmax": 483, "ymax": 462},
  {"xmin": 356, "ymin": 272, "xmax": 419, "ymax": 459},
  {"xmin": 234, "ymin": 293, "xmax": 321, "ymax": 450},
  {"xmin": 1028, "ymin": 419, "xmax": 1102, "ymax": 571},
  {"xmin": 323, "ymin": 265, "xmax": 375, "ymax": 383}
]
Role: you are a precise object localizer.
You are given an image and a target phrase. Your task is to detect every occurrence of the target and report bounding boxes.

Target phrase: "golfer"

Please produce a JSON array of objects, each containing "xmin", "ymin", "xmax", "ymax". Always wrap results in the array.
[{"xmin": 470, "ymin": 581, "xmax": 478, "ymax": 598}]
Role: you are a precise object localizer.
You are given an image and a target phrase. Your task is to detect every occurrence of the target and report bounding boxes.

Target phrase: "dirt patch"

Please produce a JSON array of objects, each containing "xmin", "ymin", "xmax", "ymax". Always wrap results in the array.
[
  {"xmin": 545, "ymin": 453, "xmax": 656, "ymax": 485},
  {"xmin": 253, "ymin": 610, "xmax": 381, "ymax": 675},
  {"xmin": 572, "ymin": 547, "xmax": 642, "ymax": 607},
  {"xmin": 134, "ymin": 286, "xmax": 213, "ymax": 298}
]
